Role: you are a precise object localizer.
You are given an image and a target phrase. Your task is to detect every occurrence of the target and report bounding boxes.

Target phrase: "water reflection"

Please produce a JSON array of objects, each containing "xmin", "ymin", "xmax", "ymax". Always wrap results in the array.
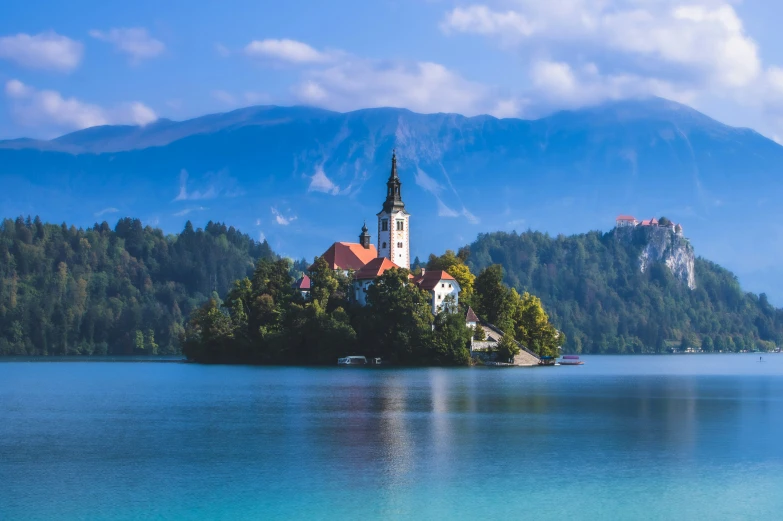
[{"xmin": 1, "ymin": 358, "xmax": 783, "ymax": 521}]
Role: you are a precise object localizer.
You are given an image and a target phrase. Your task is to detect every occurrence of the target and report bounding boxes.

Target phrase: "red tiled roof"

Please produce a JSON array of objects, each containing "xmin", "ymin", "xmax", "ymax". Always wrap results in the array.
[
  {"xmin": 317, "ymin": 242, "xmax": 378, "ymax": 271},
  {"xmin": 616, "ymin": 215, "xmax": 636, "ymax": 221},
  {"xmin": 413, "ymin": 270, "xmax": 456, "ymax": 291},
  {"xmin": 294, "ymin": 274, "xmax": 311, "ymax": 290},
  {"xmin": 354, "ymin": 257, "xmax": 401, "ymax": 280},
  {"xmin": 465, "ymin": 306, "xmax": 479, "ymax": 323}
]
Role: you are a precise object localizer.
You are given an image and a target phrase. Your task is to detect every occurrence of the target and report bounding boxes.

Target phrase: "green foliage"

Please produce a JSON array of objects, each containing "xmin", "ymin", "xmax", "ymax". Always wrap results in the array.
[
  {"xmin": 495, "ymin": 329, "xmax": 520, "ymax": 362},
  {"xmin": 183, "ymin": 261, "xmax": 473, "ymax": 366},
  {"xmin": 430, "ymin": 310, "xmax": 472, "ymax": 366},
  {"xmin": 467, "ymin": 230, "xmax": 783, "ymax": 353},
  {"xmin": 360, "ymin": 267, "xmax": 435, "ymax": 364},
  {"xmin": 469, "ymin": 263, "xmax": 561, "ymax": 358},
  {"xmin": 0, "ymin": 216, "xmax": 274, "ymax": 355}
]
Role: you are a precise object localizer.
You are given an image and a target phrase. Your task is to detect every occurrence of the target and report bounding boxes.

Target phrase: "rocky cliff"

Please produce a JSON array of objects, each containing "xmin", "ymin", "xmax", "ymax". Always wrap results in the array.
[{"xmin": 616, "ymin": 226, "xmax": 696, "ymax": 289}]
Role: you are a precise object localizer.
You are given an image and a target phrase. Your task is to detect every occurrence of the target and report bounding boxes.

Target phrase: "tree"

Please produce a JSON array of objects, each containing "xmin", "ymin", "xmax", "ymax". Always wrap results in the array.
[
  {"xmin": 474, "ymin": 264, "xmax": 508, "ymax": 325},
  {"xmin": 181, "ymin": 299, "xmax": 236, "ymax": 362},
  {"xmin": 431, "ymin": 310, "xmax": 472, "ymax": 366},
  {"xmin": 495, "ymin": 329, "xmax": 520, "ymax": 362},
  {"xmin": 134, "ymin": 330, "xmax": 145, "ymax": 352},
  {"xmin": 309, "ymin": 256, "xmax": 339, "ymax": 305},
  {"xmin": 511, "ymin": 291, "xmax": 561, "ymax": 358},
  {"xmin": 145, "ymin": 329, "xmax": 159, "ymax": 355},
  {"xmin": 362, "ymin": 268, "xmax": 434, "ymax": 364}
]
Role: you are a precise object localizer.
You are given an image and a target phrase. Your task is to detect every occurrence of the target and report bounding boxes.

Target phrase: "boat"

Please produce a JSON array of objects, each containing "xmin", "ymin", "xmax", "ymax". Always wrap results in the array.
[
  {"xmin": 538, "ymin": 356, "xmax": 557, "ymax": 366},
  {"xmin": 337, "ymin": 356, "xmax": 368, "ymax": 366},
  {"xmin": 559, "ymin": 355, "xmax": 584, "ymax": 366}
]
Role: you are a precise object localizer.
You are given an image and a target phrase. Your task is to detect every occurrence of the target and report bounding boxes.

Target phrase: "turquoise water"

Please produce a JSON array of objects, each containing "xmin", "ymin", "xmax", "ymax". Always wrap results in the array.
[{"xmin": 1, "ymin": 355, "xmax": 782, "ymax": 520}]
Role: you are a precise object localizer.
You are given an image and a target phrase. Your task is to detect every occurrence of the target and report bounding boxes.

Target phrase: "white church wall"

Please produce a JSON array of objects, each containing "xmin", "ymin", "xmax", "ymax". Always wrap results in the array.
[{"xmin": 430, "ymin": 279, "xmax": 460, "ymax": 314}]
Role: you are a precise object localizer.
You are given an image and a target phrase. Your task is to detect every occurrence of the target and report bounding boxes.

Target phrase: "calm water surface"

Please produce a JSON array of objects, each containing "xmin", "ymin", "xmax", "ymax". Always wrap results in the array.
[{"xmin": 1, "ymin": 355, "xmax": 782, "ymax": 520}]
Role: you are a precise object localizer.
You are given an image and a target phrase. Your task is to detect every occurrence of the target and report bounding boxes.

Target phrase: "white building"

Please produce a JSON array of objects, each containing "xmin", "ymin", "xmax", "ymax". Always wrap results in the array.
[
  {"xmin": 616, "ymin": 215, "xmax": 638, "ymax": 227},
  {"xmin": 377, "ymin": 151, "xmax": 410, "ymax": 269},
  {"xmin": 465, "ymin": 307, "xmax": 479, "ymax": 329},
  {"xmin": 413, "ymin": 269, "xmax": 460, "ymax": 314}
]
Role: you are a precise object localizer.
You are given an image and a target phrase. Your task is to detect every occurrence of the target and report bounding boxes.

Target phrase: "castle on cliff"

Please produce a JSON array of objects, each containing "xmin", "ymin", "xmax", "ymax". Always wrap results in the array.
[{"xmin": 616, "ymin": 215, "xmax": 683, "ymax": 236}]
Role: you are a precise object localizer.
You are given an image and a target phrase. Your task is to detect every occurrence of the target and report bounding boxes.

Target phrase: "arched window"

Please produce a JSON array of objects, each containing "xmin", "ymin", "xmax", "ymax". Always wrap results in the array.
[{"xmin": 382, "ymin": 242, "xmax": 387, "ymax": 248}]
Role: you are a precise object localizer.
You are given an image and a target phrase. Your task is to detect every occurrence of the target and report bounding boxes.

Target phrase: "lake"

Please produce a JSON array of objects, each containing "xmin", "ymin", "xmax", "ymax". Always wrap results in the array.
[{"xmin": 1, "ymin": 355, "xmax": 782, "ymax": 520}]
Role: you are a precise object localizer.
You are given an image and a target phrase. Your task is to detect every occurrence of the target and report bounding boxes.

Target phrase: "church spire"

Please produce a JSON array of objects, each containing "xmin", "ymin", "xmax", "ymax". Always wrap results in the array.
[
  {"xmin": 390, "ymin": 149, "xmax": 399, "ymax": 180},
  {"xmin": 382, "ymin": 149, "xmax": 405, "ymax": 214}
]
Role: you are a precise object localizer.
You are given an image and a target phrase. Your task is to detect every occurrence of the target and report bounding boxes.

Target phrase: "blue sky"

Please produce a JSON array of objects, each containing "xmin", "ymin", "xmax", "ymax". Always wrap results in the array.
[{"xmin": 3, "ymin": 0, "xmax": 783, "ymax": 141}]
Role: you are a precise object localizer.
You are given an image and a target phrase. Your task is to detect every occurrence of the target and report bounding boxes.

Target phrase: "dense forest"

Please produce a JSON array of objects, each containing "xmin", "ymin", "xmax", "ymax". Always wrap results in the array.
[
  {"xmin": 0, "ymin": 216, "xmax": 274, "ymax": 355},
  {"xmin": 4, "ymin": 215, "xmax": 781, "ymax": 357},
  {"xmin": 466, "ymin": 229, "xmax": 783, "ymax": 353}
]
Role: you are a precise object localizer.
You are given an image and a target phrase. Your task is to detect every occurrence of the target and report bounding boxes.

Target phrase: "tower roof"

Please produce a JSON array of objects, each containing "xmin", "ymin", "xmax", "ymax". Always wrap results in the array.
[
  {"xmin": 465, "ymin": 306, "xmax": 479, "ymax": 323},
  {"xmin": 381, "ymin": 149, "xmax": 406, "ymax": 214}
]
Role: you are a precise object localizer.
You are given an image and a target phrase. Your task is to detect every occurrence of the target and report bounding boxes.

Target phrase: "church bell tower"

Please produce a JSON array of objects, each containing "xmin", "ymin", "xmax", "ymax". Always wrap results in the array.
[{"xmin": 377, "ymin": 150, "xmax": 410, "ymax": 269}]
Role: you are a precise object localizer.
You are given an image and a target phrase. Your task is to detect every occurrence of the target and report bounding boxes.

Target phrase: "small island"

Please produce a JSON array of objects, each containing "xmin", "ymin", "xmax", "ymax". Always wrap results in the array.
[{"xmin": 181, "ymin": 152, "xmax": 561, "ymax": 366}]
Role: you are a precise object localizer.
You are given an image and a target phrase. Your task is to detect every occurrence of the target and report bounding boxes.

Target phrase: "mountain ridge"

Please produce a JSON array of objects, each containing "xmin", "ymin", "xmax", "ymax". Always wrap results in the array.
[{"xmin": 4, "ymin": 96, "xmax": 774, "ymax": 154}]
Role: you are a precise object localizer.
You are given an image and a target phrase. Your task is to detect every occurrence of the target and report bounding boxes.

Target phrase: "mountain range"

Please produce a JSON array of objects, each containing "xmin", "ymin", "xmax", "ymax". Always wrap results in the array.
[{"xmin": 2, "ymin": 97, "xmax": 782, "ymax": 302}]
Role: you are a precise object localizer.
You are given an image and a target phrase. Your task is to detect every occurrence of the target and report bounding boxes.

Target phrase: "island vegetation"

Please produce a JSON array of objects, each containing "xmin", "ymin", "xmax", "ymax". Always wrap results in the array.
[{"xmin": 181, "ymin": 248, "xmax": 561, "ymax": 365}]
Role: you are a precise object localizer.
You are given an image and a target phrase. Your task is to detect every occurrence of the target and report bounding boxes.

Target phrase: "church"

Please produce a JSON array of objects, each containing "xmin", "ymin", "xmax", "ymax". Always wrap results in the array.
[{"xmin": 314, "ymin": 151, "xmax": 460, "ymax": 314}]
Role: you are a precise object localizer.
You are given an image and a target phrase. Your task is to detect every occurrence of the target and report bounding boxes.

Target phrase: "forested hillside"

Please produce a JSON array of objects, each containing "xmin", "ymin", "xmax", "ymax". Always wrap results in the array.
[
  {"xmin": 466, "ymin": 230, "xmax": 783, "ymax": 353},
  {"xmin": 0, "ymin": 217, "xmax": 274, "ymax": 355}
]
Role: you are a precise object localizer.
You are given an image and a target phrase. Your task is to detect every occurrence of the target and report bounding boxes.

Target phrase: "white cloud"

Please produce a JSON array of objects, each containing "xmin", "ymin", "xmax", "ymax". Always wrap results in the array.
[
  {"xmin": 255, "ymin": 218, "xmax": 262, "ymax": 226},
  {"xmin": 308, "ymin": 165, "xmax": 340, "ymax": 194},
  {"xmin": 215, "ymin": 43, "xmax": 231, "ymax": 58},
  {"xmin": 259, "ymin": 231, "xmax": 266, "ymax": 242},
  {"xmin": 4, "ymin": 79, "xmax": 156, "ymax": 132},
  {"xmin": 174, "ymin": 206, "xmax": 206, "ymax": 217},
  {"xmin": 245, "ymin": 39, "xmax": 331, "ymax": 63},
  {"xmin": 89, "ymin": 28, "xmax": 165, "ymax": 62},
  {"xmin": 173, "ymin": 169, "xmax": 242, "ymax": 201},
  {"xmin": 94, "ymin": 207, "xmax": 119, "ymax": 217},
  {"xmin": 507, "ymin": 218, "xmax": 526, "ymax": 228},
  {"xmin": 294, "ymin": 59, "xmax": 506, "ymax": 116},
  {"xmin": 439, "ymin": 1, "xmax": 779, "ymax": 121},
  {"xmin": 0, "ymin": 31, "xmax": 83, "ymax": 72},
  {"xmin": 127, "ymin": 102, "xmax": 157, "ymax": 125},
  {"xmin": 528, "ymin": 60, "xmax": 696, "ymax": 110},
  {"xmin": 415, "ymin": 166, "xmax": 444, "ymax": 195},
  {"xmin": 437, "ymin": 198, "xmax": 459, "ymax": 217},
  {"xmin": 461, "ymin": 207, "xmax": 480, "ymax": 224},
  {"xmin": 212, "ymin": 89, "xmax": 271, "ymax": 107},
  {"xmin": 271, "ymin": 207, "xmax": 297, "ymax": 225},
  {"xmin": 212, "ymin": 90, "xmax": 237, "ymax": 106},
  {"xmin": 441, "ymin": 5, "xmax": 534, "ymax": 38}
]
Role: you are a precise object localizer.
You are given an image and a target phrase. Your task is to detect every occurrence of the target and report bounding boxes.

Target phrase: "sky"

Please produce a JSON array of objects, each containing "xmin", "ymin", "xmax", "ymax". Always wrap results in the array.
[{"xmin": 3, "ymin": 0, "xmax": 783, "ymax": 141}]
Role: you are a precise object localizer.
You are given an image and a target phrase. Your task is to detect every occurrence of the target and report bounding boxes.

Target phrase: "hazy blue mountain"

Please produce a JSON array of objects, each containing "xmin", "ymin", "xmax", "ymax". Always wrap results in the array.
[{"xmin": 2, "ymin": 97, "xmax": 782, "ymax": 301}]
